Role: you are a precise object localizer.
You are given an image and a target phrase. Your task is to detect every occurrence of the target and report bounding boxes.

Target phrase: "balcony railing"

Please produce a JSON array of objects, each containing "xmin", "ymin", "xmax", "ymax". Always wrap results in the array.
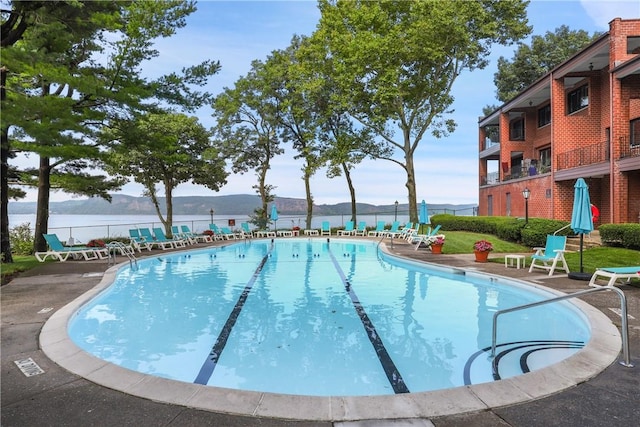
[
  {"xmin": 481, "ymin": 164, "xmax": 551, "ymax": 185},
  {"xmin": 556, "ymin": 141, "xmax": 609, "ymax": 171},
  {"xmin": 619, "ymin": 136, "xmax": 640, "ymax": 159}
]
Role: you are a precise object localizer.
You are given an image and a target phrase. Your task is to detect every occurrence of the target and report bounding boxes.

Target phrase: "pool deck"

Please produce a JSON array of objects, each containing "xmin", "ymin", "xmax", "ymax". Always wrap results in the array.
[{"xmin": 2, "ymin": 237, "xmax": 639, "ymax": 426}]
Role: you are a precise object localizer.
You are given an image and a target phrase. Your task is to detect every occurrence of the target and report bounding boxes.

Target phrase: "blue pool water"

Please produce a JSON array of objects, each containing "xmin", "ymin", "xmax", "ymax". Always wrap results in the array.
[{"xmin": 68, "ymin": 239, "xmax": 590, "ymax": 396}]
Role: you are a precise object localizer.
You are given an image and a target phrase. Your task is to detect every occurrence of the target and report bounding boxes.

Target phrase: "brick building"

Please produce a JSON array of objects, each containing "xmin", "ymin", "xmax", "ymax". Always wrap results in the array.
[{"xmin": 478, "ymin": 18, "xmax": 640, "ymax": 225}]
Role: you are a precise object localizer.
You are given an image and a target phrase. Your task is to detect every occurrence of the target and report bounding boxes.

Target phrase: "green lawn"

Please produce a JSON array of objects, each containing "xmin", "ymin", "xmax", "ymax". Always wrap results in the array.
[
  {"xmin": 430, "ymin": 231, "xmax": 640, "ymax": 275},
  {"xmin": 0, "ymin": 255, "xmax": 48, "ymax": 285}
]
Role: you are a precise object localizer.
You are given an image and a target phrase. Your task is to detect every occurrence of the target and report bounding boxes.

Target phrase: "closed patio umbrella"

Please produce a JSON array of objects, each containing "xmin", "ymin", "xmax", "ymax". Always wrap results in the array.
[
  {"xmin": 418, "ymin": 200, "xmax": 430, "ymax": 234},
  {"xmin": 270, "ymin": 205, "xmax": 278, "ymax": 232},
  {"xmin": 568, "ymin": 178, "xmax": 593, "ymax": 280}
]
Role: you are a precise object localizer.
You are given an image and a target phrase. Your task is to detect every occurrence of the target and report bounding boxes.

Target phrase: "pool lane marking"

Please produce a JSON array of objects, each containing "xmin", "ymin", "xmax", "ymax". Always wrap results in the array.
[
  {"xmin": 327, "ymin": 248, "xmax": 410, "ymax": 394},
  {"xmin": 194, "ymin": 245, "xmax": 273, "ymax": 385}
]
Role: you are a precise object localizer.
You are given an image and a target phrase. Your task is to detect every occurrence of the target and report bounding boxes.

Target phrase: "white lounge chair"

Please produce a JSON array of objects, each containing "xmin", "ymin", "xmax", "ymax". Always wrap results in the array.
[
  {"xmin": 181, "ymin": 225, "xmax": 212, "ymax": 243},
  {"xmin": 337, "ymin": 221, "xmax": 355, "ymax": 236},
  {"xmin": 528, "ymin": 235, "xmax": 569, "ymax": 276},
  {"xmin": 354, "ymin": 221, "xmax": 367, "ymax": 236},
  {"xmin": 412, "ymin": 225, "xmax": 443, "ymax": 250},
  {"xmin": 368, "ymin": 221, "xmax": 386, "ymax": 237},
  {"xmin": 320, "ymin": 221, "xmax": 331, "ymax": 236},
  {"xmin": 588, "ymin": 266, "xmax": 640, "ymax": 288},
  {"xmin": 36, "ymin": 233, "xmax": 108, "ymax": 262}
]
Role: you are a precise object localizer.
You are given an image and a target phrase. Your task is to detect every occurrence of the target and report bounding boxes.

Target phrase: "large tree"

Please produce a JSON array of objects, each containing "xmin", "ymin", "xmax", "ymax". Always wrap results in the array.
[
  {"xmin": 494, "ymin": 25, "xmax": 602, "ymax": 102},
  {"xmin": 314, "ymin": 0, "xmax": 531, "ymax": 222},
  {"xmin": 266, "ymin": 36, "xmax": 324, "ymax": 230},
  {"xmin": 296, "ymin": 34, "xmax": 389, "ymax": 223},
  {"xmin": 105, "ymin": 113, "xmax": 227, "ymax": 235},
  {"xmin": 2, "ymin": 0, "xmax": 219, "ymax": 252},
  {"xmin": 211, "ymin": 63, "xmax": 283, "ymax": 229}
]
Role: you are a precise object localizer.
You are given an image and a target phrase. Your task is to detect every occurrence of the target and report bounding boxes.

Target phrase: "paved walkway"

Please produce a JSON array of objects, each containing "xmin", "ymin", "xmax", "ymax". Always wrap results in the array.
[{"xmin": 2, "ymin": 238, "xmax": 639, "ymax": 426}]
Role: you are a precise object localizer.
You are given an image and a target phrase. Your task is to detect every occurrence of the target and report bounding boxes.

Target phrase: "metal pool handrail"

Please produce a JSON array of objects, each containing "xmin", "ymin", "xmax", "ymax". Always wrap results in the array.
[{"xmin": 491, "ymin": 286, "xmax": 633, "ymax": 368}]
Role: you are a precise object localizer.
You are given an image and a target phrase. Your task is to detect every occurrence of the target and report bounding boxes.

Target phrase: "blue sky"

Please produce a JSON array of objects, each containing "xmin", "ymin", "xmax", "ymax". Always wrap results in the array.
[{"xmin": 15, "ymin": 1, "xmax": 640, "ymax": 205}]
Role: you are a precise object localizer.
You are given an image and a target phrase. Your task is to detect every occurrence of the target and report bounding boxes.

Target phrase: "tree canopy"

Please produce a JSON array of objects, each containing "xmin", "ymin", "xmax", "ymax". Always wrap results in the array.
[
  {"xmin": 1, "ymin": 0, "xmax": 220, "ymax": 252},
  {"xmin": 105, "ymin": 112, "xmax": 227, "ymax": 234},
  {"xmin": 493, "ymin": 24, "xmax": 602, "ymax": 102},
  {"xmin": 313, "ymin": 0, "xmax": 531, "ymax": 222}
]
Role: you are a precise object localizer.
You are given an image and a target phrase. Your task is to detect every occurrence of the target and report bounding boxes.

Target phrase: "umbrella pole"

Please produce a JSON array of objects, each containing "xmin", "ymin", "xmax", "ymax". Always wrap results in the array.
[
  {"xmin": 569, "ymin": 233, "xmax": 592, "ymax": 281},
  {"xmin": 579, "ymin": 233, "xmax": 584, "ymax": 273}
]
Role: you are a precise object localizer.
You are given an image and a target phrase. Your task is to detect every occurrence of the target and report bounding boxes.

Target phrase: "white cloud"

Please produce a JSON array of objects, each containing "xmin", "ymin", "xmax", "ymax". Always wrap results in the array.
[{"xmin": 579, "ymin": 0, "xmax": 640, "ymax": 28}]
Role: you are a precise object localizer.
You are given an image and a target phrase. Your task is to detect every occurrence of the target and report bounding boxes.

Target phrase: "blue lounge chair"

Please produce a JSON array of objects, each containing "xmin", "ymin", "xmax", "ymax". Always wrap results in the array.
[
  {"xmin": 412, "ymin": 224, "xmax": 443, "ymax": 250},
  {"xmin": 139, "ymin": 228, "xmax": 175, "ymax": 250},
  {"xmin": 337, "ymin": 220, "xmax": 355, "ymax": 236},
  {"xmin": 154, "ymin": 227, "xmax": 187, "ymax": 247},
  {"xmin": 382, "ymin": 221, "xmax": 401, "ymax": 238},
  {"xmin": 368, "ymin": 221, "xmax": 386, "ymax": 237},
  {"xmin": 529, "ymin": 235, "xmax": 569, "ymax": 276},
  {"xmin": 181, "ymin": 225, "xmax": 212, "ymax": 243},
  {"xmin": 129, "ymin": 229, "xmax": 152, "ymax": 252},
  {"xmin": 240, "ymin": 222, "xmax": 254, "ymax": 238},
  {"xmin": 588, "ymin": 266, "xmax": 640, "ymax": 288},
  {"xmin": 354, "ymin": 221, "xmax": 367, "ymax": 236},
  {"xmin": 320, "ymin": 221, "xmax": 331, "ymax": 236},
  {"xmin": 172, "ymin": 225, "xmax": 196, "ymax": 245},
  {"xmin": 35, "ymin": 233, "xmax": 108, "ymax": 262}
]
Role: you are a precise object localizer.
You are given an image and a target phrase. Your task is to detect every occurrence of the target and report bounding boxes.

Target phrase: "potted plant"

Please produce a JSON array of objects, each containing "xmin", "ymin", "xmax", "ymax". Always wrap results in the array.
[
  {"xmin": 473, "ymin": 239, "xmax": 493, "ymax": 262},
  {"xmin": 430, "ymin": 236, "xmax": 445, "ymax": 254}
]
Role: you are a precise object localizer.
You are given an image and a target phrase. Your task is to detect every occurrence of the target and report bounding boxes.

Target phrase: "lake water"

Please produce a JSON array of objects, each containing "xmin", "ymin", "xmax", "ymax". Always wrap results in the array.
[{"xmin": 8, "ymin": 213, "xmax": 410, "ymax": 244}]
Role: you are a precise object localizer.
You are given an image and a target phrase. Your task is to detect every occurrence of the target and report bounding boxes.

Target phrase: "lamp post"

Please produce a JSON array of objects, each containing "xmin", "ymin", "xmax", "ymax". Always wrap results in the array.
[
  {"xmin": 522, "ymin": 188, "xmax": 530, "ymax": 224},
  {"xmin": 394, "ymin": 200, "xmax": 399, "ymax": 221},
  {"xmin": 209, "ymin": 208, "xmax": 215, "ymax": 224}
]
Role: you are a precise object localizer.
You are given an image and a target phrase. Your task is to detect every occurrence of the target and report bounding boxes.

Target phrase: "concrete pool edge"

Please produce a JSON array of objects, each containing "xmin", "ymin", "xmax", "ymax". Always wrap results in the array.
[{"xmin": 39, "ymin": 250, "xmax": 623, "ymax": 422}]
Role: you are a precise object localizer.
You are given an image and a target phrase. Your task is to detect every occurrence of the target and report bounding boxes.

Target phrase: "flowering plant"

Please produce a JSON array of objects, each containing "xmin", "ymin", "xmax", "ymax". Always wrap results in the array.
[
  {"xmin": 473, "ymin": 239, "xmax": 493, "ymax": 252},
  {"xmin": 292, "ymin": 226, "xmax": 301, "ymax": 231},
  {"xmin": 203, "ymin": 229, "xmax": 214, "ymax": 236},
  {"xmin": 430, "ymin": 236, "xmax": 445, "ymax": 246},
  {"xmin": 87, "ymin": 239, "xmax": 105, "ymax": 247}
]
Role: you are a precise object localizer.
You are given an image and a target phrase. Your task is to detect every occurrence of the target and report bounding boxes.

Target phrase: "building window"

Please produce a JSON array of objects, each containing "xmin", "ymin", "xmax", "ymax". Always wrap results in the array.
[
  {"xmin": 567, "ymin": 84, "xmax": 588, "ymax": 114},
  {"xmin": 537, "ymin": 104, "xmax": 551, "ymax": 127},
  {"xmin": 631, "ymin": 118, "xmax": 640, "ymax": 147},
  {"xmin": 539, "ymin": 147, "xmax": 551, "ymax": 173},
  {"xmin": 627, "ymin": 36, "xmax": 640, "ymax": 54},
  {"xmin": 509, "ymin": 117, "xmax": 525, "ymax": 140},
  {"xmin": 506, "ymin": 192, "xmax": 511, "ymax": 217}
]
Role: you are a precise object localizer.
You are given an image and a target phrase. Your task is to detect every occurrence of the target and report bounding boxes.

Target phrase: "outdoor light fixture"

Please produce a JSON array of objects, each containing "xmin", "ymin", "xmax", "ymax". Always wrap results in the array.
[
  {"xmin": 209, "ymin": 208, "xmax": 215, "ymax": 224},
  {"xmin": 394, "ymin": 200, "xmax": 399, "ymax": 221},
  {"xmin": 522, "ymin": 188, "xmax": 530, "ymax": 224}
]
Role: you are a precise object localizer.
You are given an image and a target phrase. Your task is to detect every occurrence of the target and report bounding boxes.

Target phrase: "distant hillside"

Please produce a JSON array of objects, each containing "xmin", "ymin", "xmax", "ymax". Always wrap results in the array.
[{"xmin": 8, "ymin": 194, "xmax": 477, "ymax": 216}]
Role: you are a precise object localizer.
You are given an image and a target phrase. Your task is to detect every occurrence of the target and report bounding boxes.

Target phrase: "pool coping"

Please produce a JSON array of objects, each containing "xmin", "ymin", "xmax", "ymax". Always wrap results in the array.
[{"xmin": 40, "ymin": 241, "xmax": 622, "ymax": 422}]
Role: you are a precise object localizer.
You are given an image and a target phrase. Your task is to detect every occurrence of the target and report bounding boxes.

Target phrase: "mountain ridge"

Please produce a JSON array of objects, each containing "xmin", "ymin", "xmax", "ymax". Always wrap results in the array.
[{"xmin": 8, "ymin": 194, "xmax": 477, "ymax": 216}]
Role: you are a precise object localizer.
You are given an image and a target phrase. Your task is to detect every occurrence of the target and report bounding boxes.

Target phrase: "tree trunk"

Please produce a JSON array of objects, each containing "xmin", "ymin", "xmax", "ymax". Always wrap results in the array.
[
  {"xmin": 405, "ymin": 151, "xmax": 418, "ymax": 224},
  {"xmin": 304, "ymin": 165, "xmax": 313, "ymax": 230},
  {"xmin": 34, "ymin": 157, "xmax": 51, "ymax": 252},
  {"xmin": 164, "ymin": 181, "xmax": 173, "ymax": 236},
  {"xmin": 1, "ymin": 127, "xmax": 13, "ymax": 263},
  {"xmin": 343, "ymin": 163, "xmax": 357, "ymax": 223},
  {"xmin": 147, "ymin": 186, "xmax": 166, "ymax": 232},
  {"xmin": 258, "ymin": 166, "xmax": 268, "ymax": 224}
]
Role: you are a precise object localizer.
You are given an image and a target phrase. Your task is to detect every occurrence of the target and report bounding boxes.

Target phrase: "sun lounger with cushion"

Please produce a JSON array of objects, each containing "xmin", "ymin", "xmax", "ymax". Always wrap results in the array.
[{"xmin": 588, "ymin": 266, "xmax": 640, "ymax": 288}]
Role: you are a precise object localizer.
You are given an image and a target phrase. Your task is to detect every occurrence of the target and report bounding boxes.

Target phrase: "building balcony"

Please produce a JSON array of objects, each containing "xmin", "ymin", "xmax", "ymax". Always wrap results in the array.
[
  {"xmin": 479, "ymin": 140, "xmax": 500, "ymax": 159},
  {"xmin": 618, "ymin": 136, "xmax": 640, "ymax": 172},
  {"xmin": 556, "ymin": 141, "xmax": 609, "ymax": 171}
]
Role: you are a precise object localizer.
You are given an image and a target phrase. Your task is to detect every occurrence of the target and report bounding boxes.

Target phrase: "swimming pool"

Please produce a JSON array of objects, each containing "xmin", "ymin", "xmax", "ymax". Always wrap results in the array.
[{"xmin": 68, "ymin": 239, "xmax": 591, "ymax": 397}]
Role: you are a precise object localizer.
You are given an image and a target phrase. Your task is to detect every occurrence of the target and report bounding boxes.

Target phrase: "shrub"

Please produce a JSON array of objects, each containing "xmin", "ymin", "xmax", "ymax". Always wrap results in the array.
[
  {"xmin": 9, "ymin": 223, "xmax": 34, "ymax": 255},
  {"xmin": 600, "ymin": 223, "xmax": 640, "ymax": 249}
]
